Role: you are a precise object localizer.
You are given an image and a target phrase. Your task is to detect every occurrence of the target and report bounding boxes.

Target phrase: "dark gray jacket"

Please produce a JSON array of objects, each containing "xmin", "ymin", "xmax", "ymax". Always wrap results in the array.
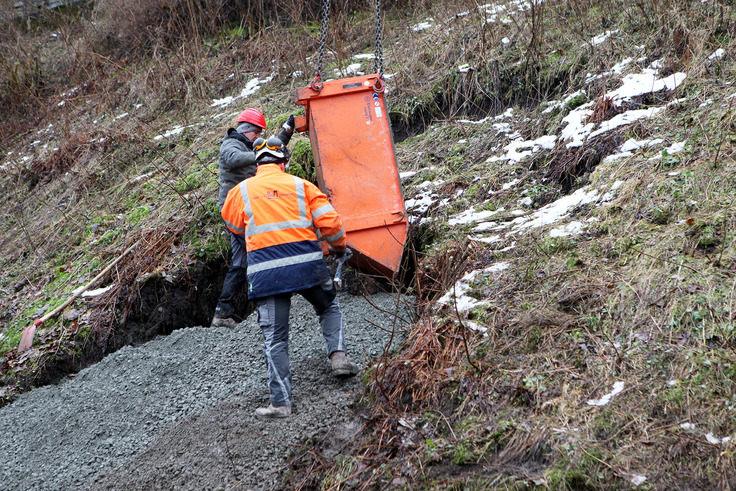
[{"xmin": 218, "ymin": 126, "xmax": 292, "ymax": 207}]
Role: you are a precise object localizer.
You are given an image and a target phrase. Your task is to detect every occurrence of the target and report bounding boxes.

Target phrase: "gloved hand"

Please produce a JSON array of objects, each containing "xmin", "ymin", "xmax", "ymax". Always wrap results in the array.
[
  {"xmin": 282, "ymin": 114, "xmax": 295, "ymax": 134},
  {"xmin": 329, "ymin": 246, "xmax": 346, "ymax": 259}
]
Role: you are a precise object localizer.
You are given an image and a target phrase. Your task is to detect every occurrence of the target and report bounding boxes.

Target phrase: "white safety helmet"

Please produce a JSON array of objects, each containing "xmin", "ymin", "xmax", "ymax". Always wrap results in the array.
[{"xmin": 254, "ymin": 136, "xmax": 289, "ymax": 164}]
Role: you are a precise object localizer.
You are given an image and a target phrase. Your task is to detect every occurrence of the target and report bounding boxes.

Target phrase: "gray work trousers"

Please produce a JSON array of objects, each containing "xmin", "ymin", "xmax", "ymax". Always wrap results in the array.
[{"xmin": 257, "ymin": 284, "xmax": 345, "ymax": 407}]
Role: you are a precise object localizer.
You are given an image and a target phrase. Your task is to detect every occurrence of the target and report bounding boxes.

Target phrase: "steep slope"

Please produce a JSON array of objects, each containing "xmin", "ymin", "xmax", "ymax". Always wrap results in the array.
[{"xmin": 2, "ymin": 0, "xmax": 736, "ymax": 488}]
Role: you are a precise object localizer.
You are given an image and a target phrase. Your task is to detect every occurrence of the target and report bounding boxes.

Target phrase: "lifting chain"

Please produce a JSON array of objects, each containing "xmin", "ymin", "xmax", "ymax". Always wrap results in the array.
[
  {"xmin": 313, "ymin": 0, "xmax": 384, "ymax": 88},
  {"xmin": 373, "ymin": 0, "xmax": 384, "ymax": 76},
  {"xmin": 315, "ymin": 0, "xmax": 332, "ymax": 84}
]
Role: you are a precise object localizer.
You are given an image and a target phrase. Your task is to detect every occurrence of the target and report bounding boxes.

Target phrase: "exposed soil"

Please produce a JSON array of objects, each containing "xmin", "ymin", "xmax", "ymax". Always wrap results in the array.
[
  {"xmin": 108, "ymin": 259, "xmax": 248, "ymax": 351},
  {"xmin": 1, "ymin": 258, "xmax": 242, "ymax": 399}
]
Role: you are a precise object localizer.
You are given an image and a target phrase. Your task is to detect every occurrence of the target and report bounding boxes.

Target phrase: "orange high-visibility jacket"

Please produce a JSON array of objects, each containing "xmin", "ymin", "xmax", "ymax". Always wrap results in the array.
[{"xmin": 221, "ymin": 164, "xmax": 346, "ymax": 299}]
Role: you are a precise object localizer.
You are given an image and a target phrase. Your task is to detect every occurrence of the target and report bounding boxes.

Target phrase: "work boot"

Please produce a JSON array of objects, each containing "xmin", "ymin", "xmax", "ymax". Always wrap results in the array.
[
  {"xmin": 211, "ymin": 317, "xmax": 237, "ymax": 328},
  {"xmin": 255, "ymin": 404, "xmax": 291, "ymax": 419},
  {"xmin": 330, "ymin": 351, "xmax": 359, "ymax": 377}
]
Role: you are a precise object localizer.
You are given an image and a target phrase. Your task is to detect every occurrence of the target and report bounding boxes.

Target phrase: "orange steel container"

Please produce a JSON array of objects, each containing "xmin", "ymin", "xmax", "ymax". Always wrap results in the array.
[{"xmin": 295, "ymin": 73, "xmax": 408, "ymax": 278}]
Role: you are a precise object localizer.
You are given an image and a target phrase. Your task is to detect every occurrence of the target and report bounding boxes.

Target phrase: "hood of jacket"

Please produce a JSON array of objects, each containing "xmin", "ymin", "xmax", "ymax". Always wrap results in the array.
[{"xmin": 223, "ymin": 127, "xmax": 254, "ymax": 148}]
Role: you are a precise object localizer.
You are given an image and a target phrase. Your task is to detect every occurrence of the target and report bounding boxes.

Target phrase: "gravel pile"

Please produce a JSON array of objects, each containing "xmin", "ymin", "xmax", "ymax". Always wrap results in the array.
[{"xmin": 0, "ymin": 291, "xmax": 412, "ymax": 490}]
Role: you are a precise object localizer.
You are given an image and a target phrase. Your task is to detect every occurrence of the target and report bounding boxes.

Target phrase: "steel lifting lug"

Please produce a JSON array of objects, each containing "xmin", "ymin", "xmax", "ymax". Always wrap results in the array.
[
  {"xmin": 310, "ymin": 74, "xmax": 324, "ymax": 93},
  {"xmin": 372, "ymin": 76, "xmax": 385, "ymax": 93},
  {"xmin": 391, "ymin": 210, "xmax": 405, "ymax": 223}
]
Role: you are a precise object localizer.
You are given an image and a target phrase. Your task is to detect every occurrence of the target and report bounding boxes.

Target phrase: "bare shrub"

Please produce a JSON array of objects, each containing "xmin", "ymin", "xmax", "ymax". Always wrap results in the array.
[
  {"xmin": 0, "ymin": 11, "xmax": 44, "ymax": 130},
  {"xmin": 0, "ymin": 3, "xmax": 17, "ymax": 43},
  {"xmin": 0, "ymin": 4, "xmax": 97, "ymax": 134},
  {"xmin": 89, "ymin": 0, "xmax": 217, "ymax": 58},
  {"xmin": 88, "ymin": 0, "xmax": 392, "ymax": 60}
]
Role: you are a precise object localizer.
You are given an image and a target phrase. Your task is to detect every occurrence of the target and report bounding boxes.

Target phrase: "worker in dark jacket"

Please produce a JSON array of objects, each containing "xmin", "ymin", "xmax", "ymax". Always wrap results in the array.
[
  {"xmin": 211, "ymin": 109, "xmax": 295, "ymax": 328},
  {"xmin": 221, "ymin": 136, "xmax": 359, "ymax": 418}
]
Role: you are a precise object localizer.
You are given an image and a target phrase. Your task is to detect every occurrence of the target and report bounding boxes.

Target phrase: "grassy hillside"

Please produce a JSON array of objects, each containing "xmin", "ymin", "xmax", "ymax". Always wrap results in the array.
[{"xmin": 2, "ymin": 0, "xmax": 736, "ymax": 488}]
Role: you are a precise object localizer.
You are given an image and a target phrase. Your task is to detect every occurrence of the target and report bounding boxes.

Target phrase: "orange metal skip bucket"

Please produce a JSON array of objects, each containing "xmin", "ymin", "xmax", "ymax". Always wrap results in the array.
[{"xmin": 295, "ymin": 73, "xmax": 408, "ymax": 278}]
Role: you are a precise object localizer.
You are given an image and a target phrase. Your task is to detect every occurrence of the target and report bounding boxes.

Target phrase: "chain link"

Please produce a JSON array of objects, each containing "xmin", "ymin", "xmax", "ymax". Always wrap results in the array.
[
  {"xmin": 373, "ymin": 0, "xmax": 384, "ymax": 76},
  {"xmin": 316, "ymin": 0, "xmax": 332, "ymax": 80},
  {"xmin": 317, "ymin": 0, "xmax": 383, "ymax": 79}
]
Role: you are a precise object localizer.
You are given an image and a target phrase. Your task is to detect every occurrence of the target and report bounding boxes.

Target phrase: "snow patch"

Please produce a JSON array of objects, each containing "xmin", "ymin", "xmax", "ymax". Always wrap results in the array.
[
  {"xmin": 620, "ymin": 138, "xmax": 664, "ymax": 152},
  {"xmin": 549, "ymin": 221, "xmax": 584, "ymax": 237},
  {"xmin": 449, "ymin": 206, "xmax": 501, "ymax": 226},
  {"xmin": 153, "ymin": 126, "xmax": 185, "ymax": 140},
  {"xmin": 437, "ymin": 263, "xmax": 510, "ymax": 313},
  {"xmin": 412, "ymin": 19, "xmax": 434, "ymax": 31},
  {"xmin": 706, "ymin": 433, "xmax": 731, "ymax": 445},
  {"xmin": 587, "ymin": 381, "xmax": 625, "ymax": 406},
  {"xmin": 80, "ymin": 285, "xmax": 115, "ymax": 297},
  {"xmin": 590, "ymin": 30, "xmax": 619, "ymax": 46},
  {"xmin": 513, "ymin": 186, "xmax": 602, "ymax": 231},
  {"xmin": 629, "ymin": 475, "xmax": 647, "ymax": 486},
  {"xmin": 211, "ymin": 74, "xmax": 275, "ymax": 107},
  {"xmin": 708, "ymin": 48, "xmax": 725, "ymax": 60}
]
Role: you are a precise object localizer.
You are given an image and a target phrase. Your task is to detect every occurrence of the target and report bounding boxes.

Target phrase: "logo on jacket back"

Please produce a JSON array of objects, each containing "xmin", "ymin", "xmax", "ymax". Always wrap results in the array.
[{"xmin": 267, "ymin": 190, "xmax": 279, "ymax": 199}]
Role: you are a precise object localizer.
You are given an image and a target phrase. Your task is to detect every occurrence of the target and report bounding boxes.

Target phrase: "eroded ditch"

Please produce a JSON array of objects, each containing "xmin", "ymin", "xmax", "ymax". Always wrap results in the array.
[
  {"xmin": 2, "ymin": 250, "xmax": 412, "ymax": 407},
  {"xmin": 1, "ymin": 257, "xmax": 244, "ymax": 404}
]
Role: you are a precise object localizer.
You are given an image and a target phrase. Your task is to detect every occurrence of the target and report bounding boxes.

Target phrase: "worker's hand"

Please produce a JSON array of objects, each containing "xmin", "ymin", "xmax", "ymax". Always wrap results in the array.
[
  {"xmin": 282, "ymin": 114, "xmax": 295, "ymax": 134},
  {"xmin": 329, "ymin": 246, "xmax": 346, "ymax": 259}
]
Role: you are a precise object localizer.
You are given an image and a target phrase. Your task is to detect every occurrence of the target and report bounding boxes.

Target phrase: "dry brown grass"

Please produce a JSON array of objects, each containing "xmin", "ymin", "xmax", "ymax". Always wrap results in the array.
[
  {"xmin": 87, "ymin": 224, "xmax": 190, "ymax": 349},
  {"xmin": 370, "ymin": 317, "xmax": 480, "ymax": 413},
  {"xmin": 545, "ymin": 133, "xmax": 622, "ymax": 191}
]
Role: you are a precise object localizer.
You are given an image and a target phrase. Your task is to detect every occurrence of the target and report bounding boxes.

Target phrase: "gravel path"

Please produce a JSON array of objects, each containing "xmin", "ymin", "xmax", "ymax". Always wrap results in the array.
[{"xmin": 0, "ymin": 291, "xmax": 412, "ymax": 490}]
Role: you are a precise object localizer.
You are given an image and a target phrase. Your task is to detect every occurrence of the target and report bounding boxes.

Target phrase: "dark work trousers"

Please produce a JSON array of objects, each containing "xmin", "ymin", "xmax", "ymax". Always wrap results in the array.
[
  {"xmin": 214, "ymin": 230, "xmax": 247, "ymax": 319},
  {"xmin": 257, "ymin": 284, "xmax": 345, "ymax": 407}
]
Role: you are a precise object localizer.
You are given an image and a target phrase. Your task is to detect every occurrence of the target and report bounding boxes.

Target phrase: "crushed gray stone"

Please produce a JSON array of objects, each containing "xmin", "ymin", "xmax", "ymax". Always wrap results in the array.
[{"xmin": 0, "ymin": 292, "xmax": 412, "ymax": 491}]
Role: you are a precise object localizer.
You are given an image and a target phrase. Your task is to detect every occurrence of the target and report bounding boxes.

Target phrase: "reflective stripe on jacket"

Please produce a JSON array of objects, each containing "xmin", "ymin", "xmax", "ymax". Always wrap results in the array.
[{"xmin": 221, "ymin": 164, "xmax": 347, "ymax": 299}]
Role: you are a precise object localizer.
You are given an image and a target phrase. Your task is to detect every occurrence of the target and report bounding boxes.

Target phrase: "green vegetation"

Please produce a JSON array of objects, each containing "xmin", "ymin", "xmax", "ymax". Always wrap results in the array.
[{"xmin": 288, "ymin": 139, "xmax": 316, "ymax": 182}]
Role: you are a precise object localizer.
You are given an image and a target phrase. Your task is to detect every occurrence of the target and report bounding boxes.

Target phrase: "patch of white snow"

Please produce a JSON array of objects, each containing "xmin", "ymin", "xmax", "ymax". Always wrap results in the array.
[
  {"xmin": 590, "ymin": 30, "xmax": 619, "ymax": 46},
  {"xmin": 81, "ymin": 285, "xmax": 115, "ymax": 297},
  {"xmin": 412, "ymin": 19, "xmax": 434, "ymax": 31},
  {"xmin": 550, "ymin": 221, "xmax": 584, "ymax": 237},
  {"xmin": 437, "ymin": 263, "xmax": 510, "ymax": 313},
  {"xmin": 587, "ymin": 381, "xmax": 625, "ymax": 406},
  {"xmin": 708, "ymin": 48, "xmax": 725, "ymax": 60}
]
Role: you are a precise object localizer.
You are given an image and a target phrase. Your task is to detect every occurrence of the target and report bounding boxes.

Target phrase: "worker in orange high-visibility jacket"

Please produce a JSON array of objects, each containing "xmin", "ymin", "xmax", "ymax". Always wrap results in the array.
[{"xmin": 221, "ymin": 136, "xmax": 359, "ymax": 419}]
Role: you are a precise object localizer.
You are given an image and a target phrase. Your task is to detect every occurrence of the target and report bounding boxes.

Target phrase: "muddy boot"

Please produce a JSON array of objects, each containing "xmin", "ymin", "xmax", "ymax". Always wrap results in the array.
[
  {"xmin": 211, "ymin": 317, "xmax": 237, "ymax": 328},
  {"xmin": 330, "ymin": 351, "xmax": 359, "ymax": 377},
  {"xmin": 255, "ymin": 404, "xmax": 291, "ymax": 419}
]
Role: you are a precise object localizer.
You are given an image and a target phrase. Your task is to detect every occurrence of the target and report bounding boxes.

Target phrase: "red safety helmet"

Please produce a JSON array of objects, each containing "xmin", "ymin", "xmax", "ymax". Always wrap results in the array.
[{"xmin": 236, "ymin": 108, "xmax": 267, "ymax": 130}]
